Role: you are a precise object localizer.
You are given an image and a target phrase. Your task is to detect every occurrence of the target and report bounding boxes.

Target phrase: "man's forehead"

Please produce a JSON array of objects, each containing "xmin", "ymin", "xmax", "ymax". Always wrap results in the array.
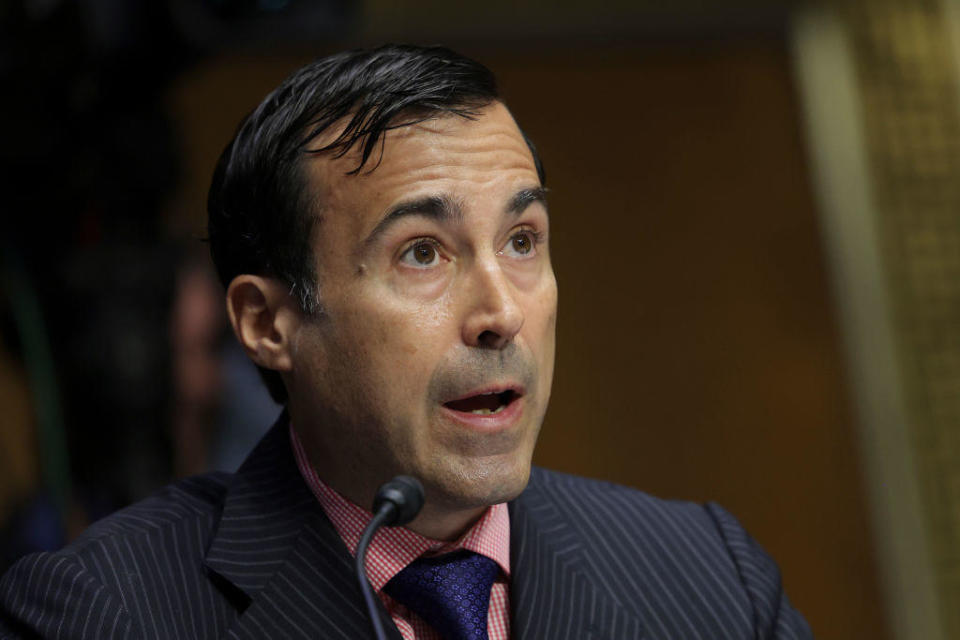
[{"xmin": 304, "ymin": 103, "xmax": 536, "ymax": 201}]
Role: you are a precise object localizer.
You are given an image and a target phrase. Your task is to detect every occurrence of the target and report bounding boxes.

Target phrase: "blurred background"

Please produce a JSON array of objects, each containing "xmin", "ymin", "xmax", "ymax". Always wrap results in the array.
[{"xmin": 2, "ymin": 0, "xmax": 959, "ymax": 637}]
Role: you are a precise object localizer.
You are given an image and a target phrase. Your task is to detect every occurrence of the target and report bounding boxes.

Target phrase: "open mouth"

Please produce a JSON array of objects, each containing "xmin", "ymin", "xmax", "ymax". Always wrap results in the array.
[{"xmin": 443, "ymin": 390, "xmax": 519, "ymax": 416}]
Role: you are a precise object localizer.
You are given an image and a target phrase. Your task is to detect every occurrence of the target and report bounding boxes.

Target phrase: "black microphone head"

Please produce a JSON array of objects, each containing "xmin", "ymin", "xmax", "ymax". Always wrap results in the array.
[{"xmin": 372, "ymin": 475, "xmax": 424, "ymax": 526}]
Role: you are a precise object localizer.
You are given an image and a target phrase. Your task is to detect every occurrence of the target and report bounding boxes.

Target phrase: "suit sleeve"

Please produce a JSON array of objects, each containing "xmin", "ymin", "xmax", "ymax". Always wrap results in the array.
[
  {"xmin": 0, "ymin": 552, "xmax": 133, "ymax": 639},
  {"xmin": 704, "ymin": 502, "xmax": 814, "ymax": 640}
]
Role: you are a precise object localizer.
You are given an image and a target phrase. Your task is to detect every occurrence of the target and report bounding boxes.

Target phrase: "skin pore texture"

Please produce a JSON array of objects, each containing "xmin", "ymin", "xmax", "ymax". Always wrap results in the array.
[{"xmin": 229, "ymin": 102, "xmax": 557, "ymax": 541}]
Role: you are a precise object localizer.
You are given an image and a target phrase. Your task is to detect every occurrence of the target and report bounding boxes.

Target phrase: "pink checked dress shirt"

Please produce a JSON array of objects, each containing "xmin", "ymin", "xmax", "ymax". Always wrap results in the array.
[{"xmin": 291, "ymin": 426, "xmax": 512, "ymax": 640}]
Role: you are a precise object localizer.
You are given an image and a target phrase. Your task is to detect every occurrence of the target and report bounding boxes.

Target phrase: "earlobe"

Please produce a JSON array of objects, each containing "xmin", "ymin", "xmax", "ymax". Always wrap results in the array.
[{"xmin": 225, "ymin": 275, "xmax": 296, "ymax": 372}]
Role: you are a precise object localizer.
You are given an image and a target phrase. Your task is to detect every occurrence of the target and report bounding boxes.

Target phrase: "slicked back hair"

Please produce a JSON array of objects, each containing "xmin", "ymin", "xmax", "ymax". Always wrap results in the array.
[{"xmin": 207, "ymin": 44, "xmax": 546, "ymax": 404}]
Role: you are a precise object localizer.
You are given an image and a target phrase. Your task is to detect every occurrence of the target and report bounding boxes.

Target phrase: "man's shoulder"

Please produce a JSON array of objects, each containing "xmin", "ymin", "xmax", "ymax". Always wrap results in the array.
[
  {"xmin": 519, "ymin": 467, "xmax": 812, "ymax": 638},
  {"xmin": 0, "ymin": 472, "xmax": 237, "ymax": 639},
  {"xmin": 4, "ymin": 471, "xmax": 233, "ymax": 583},
  {"xmin": 524, "ymin": 466, "xmax": 712, "ymax": 520},
  {"xmin": 522, "ymin": 466, "xmax": 755, "ymax": 561},
  {"xmin": 68, "ymin": 471, "xmax": 234, "ymax": 554}
]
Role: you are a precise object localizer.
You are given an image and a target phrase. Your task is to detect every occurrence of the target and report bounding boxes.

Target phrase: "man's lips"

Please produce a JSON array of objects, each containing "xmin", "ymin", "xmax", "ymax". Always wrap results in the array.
[{"xmin": 442, "ymin": 386, "xmax": 523, "ymax": 416}]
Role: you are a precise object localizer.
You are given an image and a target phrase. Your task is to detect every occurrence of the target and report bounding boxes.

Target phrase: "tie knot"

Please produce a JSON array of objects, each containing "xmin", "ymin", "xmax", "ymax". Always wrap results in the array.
[{"xmin": 384, "ymin": 550, "xmax": 499, "ymax": 640}]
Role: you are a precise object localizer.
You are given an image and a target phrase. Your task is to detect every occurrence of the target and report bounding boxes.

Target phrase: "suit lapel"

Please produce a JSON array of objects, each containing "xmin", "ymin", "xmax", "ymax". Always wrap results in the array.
[
  {"xmin": 205, "ymin": 415, "xmax": 401, "ymax": 640},
  {"xmin": 509, "ymin": 472, "xmax": 646, "ymax": 640}
]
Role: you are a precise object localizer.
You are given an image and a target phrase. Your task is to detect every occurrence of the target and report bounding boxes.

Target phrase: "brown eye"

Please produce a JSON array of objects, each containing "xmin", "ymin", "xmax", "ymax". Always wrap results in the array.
[
  {"xmin": 501, "ymin": 230, "xmax": 538, "ymax": 258},
  {"xmin": 414, "ymin": 243, "xmax": 436, "ymax": 264},
  {"xmin": 400, "ymin": 240, "xmax": 442, "ymax": 267},
  {"xmin": 511, "ymin": 233, "xmax": 532, "ymax": 255}
]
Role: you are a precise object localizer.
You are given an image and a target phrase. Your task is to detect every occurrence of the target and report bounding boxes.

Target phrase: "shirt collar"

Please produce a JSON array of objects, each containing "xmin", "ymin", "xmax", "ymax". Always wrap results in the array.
[{"xmin": 290, "ymin": 423, "xmax": 511, "ymax": 591}]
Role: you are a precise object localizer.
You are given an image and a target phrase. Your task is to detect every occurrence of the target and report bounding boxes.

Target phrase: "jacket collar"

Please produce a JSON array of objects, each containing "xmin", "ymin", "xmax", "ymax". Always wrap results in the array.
[
  {"xmin": 204, "ymin": 412, "xmax": 316, "ymax": 599},
  {"xmin": 204, "ymin": 413, "xmax": 401, "ymax": 639}
]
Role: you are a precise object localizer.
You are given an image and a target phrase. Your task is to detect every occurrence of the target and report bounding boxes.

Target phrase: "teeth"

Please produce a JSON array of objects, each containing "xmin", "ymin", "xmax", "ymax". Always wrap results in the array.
[{"xmin": 470, "ymin": 405, "xmax": 505, "ymax": 415}]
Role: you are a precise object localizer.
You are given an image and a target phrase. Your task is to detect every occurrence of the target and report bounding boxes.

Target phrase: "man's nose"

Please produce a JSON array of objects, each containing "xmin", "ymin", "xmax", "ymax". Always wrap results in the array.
[{"xmin": 461, "ymin": 259, "xmax": 524, "ymax": 349}]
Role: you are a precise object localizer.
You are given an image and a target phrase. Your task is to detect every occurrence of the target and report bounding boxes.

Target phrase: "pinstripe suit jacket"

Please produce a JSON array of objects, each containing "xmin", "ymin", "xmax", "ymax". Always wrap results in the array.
[{"xmin": 0, "ymin": 418, "xmax": 812, "ymax": 639}]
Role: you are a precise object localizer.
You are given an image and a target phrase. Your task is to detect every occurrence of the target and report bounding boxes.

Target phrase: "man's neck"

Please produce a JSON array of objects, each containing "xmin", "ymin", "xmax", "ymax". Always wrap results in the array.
[
  {"xmin": 404, "ymin": 503, "xmax": 488, "ymax": 542},
  {"xmin": 290, "ymin": 417, "xmax": 489, "ymax": 541}
]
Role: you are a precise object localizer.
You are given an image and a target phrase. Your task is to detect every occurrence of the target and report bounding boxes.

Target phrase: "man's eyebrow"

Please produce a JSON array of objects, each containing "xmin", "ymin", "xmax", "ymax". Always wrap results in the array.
[
  {"xmin": 364, "ymin": 195, "xmax": 463, "ymax": 246},
  {"xmin": 508, "ymin": 186, "xmax": 549, "ymax": 216},
  {"xmin": 363, "ymin": 186, "xmax": 548, "ymax": 248}
]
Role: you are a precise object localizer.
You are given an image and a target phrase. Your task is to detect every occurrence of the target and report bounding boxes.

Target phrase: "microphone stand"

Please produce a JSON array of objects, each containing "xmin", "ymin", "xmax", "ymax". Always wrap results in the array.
[{"xmin": 355, "ymin": 476, "xmax": 424, "ymax": 640}]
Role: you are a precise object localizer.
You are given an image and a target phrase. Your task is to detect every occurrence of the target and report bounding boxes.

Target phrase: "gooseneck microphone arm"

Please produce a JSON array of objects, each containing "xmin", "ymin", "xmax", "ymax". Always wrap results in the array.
[
  {"xmin": 356, "ymin": 504, "xmax": 395, "ymax": 640},
  {"xmin": 355, "ymin": 476, "xmax": 425, "ymax": 640}
]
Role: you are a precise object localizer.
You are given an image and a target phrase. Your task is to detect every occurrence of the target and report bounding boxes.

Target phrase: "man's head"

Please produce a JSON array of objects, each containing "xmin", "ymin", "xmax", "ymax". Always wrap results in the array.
[
  {"xmin": 209, "ymin": 45, "xmax": 557, "ymax": 537},
  {"xmin": 208, "ymin": 45, "xmax": 545, "ymax": 402}
]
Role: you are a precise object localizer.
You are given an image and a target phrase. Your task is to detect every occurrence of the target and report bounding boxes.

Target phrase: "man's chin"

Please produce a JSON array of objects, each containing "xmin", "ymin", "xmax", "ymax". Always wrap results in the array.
[{"xmin": 424, "ymin": 459, "xmax": 533, "ymax": 512}]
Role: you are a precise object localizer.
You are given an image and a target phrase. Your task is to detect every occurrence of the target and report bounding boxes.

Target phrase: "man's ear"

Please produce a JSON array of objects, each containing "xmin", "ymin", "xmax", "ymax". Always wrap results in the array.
[{"xmin": 225, "ymin": 275, "xmax": 298, "ymax": 373}]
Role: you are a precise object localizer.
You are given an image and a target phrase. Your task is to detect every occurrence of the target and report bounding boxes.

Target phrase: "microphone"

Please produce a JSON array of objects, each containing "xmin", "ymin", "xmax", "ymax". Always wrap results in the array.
[{"xmin": 356, "ymin": 476, "xmax": 425, "ymax": 640}]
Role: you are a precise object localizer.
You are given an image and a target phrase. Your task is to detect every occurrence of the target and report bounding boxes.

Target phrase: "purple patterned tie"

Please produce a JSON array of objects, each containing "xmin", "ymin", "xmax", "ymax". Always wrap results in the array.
[{"xmin": 383, "ymin": 549, "xmax": 499, "ymax": 640}]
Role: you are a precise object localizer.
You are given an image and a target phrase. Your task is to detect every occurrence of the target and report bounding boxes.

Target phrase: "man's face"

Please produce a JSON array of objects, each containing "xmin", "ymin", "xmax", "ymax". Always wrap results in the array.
[{"xmin": 285, "ymin": 102, "xmax": 557, "ymax": 517}]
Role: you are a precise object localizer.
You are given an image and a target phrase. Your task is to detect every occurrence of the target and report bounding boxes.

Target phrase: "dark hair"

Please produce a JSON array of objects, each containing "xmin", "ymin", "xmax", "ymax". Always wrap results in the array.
[{"xmin": 207, "ymin": 44, "xmax": 545, "ymax": 403}]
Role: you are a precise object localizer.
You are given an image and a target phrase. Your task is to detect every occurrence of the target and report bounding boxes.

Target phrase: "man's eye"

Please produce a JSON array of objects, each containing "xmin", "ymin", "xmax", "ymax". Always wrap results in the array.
[
  {"xmin": 500, "ymin": 230, "xmax": 538, "ymax": 258},
  {"xmin": 400, "ymin": 240, "xmax": 441, "ymax": 267}
]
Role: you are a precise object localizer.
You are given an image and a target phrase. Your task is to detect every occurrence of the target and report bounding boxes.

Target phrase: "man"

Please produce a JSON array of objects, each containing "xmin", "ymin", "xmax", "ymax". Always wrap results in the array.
[{"xmin": 0, "ymin": 45, "xmax": 812, "ymax": 639}]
